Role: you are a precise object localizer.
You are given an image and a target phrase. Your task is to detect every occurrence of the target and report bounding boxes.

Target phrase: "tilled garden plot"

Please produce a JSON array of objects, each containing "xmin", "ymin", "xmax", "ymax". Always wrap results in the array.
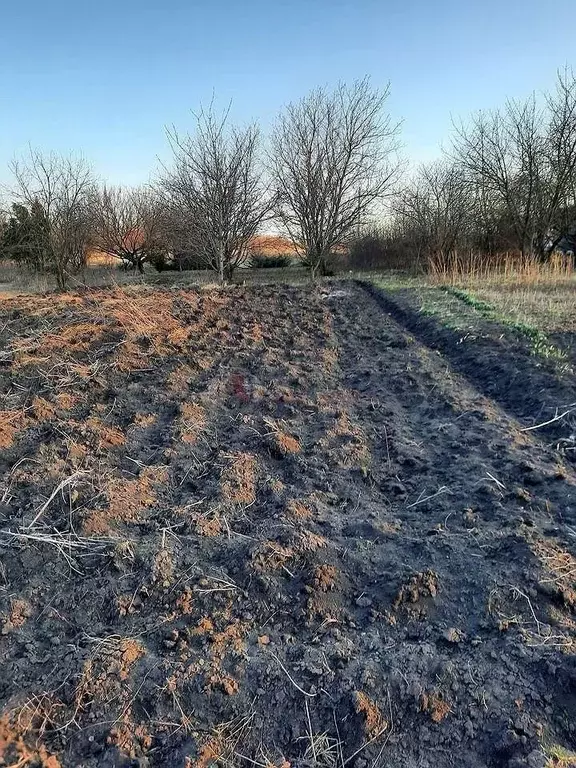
[{"xmin": 0, "ymin": 283, "xmax": 575, "ymax": 768}]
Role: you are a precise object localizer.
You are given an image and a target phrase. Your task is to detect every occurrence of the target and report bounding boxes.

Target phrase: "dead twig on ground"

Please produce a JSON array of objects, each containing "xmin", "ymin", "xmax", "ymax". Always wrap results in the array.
[
  {"xmin": 406, "ymin": 486, "xmax": 449, "ymax": 508},
  {"xmin": 26, "ymin": 472, "xmax": 86, "ymax": 528},
  {"xmin": 486, "ymin": 471, "xmax": 506, "ymax": 490},
  {"xmin": 0, "ymin": 529, "xmax": 114, "ymax": 573},
  {"xmin": 521, "ymin": 404, "xmax": 576, "ymax": 432},
  {"xmin": 269, "ymin": 650, "xmax": 317, "ymax": 698},
  {"xmin": 195, "ymin": 575, "xmax": 239, "ymax": 594}
]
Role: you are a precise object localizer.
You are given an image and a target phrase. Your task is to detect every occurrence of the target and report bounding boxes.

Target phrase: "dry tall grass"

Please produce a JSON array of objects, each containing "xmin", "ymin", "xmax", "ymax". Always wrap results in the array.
[
  {"xmin": 429, "ymin": 251, "xmax": 574, "ymax": 287},
  {"xmin": 0, "ymin": 260, "xmax": 136, "ymax": 296}
]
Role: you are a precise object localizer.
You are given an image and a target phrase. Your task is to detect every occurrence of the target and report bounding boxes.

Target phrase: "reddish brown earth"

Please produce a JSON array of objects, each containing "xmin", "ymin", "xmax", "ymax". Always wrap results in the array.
[
  {"xmin": 0, "ymin": 283, "xmax": 575, "ymax": 767},
  {"xmin": 248, "ymin": 235, "xmax": 297, "ymax": 256}
]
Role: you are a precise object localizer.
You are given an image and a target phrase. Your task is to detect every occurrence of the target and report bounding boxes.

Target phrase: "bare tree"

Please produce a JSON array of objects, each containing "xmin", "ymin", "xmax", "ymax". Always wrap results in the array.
[
  {"xmin": 158, "ymin": 107, "xmax": 270, "ymax": 283},
  {"xmin": 9, "ymin": 149, "xmax": 95, "ymax": 289},
  {"xmin": 394, "ymin": 160, "xmax": 473, "ymax": 262},
  {"xmin": 92, "ymin": 186, "xmax": 163, "ymax": 273},
  {"xmin": 270, "ymin": 79, "xmax": 401, "ymax": 277},
  {"xmin": 453, "ymin": 70, "xmax": 576, "ymax": 259}
]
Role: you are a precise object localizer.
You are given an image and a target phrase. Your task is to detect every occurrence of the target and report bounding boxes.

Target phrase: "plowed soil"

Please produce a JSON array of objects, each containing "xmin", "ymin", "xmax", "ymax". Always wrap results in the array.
[{"xmin": 0, "ymin": 283, "xmax": 575, "ymax": 768}]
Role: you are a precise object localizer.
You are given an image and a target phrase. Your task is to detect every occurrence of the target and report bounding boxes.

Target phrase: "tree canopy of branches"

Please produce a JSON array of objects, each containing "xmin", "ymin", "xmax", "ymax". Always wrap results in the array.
[
  {"xmin": 0, "ymin": 201, "xmax": 52, "ymax": 271},
  {"xmin": 452, "ymin": 69, "xmax": 576, "ymax": 259},
  {"xmin": 159, "ymin": 107, "xmax": 270, "ymax": 283},
  {"xmin": 8, "ymin": 149, "xmax": 95, "ymax": 289},
  {"xmin": 270, "ymin": 79, "xmax": 401, "ymax": 276},
  {"xmin": 394, "ymin": 160, "xmax": 473, "ymax": 263},
  {"xmin": 92, "ymin": 186, "xmax": 163, "ymax": 272}
]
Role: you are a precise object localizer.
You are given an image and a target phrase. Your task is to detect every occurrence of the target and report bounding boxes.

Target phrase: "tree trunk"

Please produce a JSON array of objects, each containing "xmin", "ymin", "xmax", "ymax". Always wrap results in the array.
[
  {"xmin": 318, "ymin": 256, "xmax": 334, "ymax": 276},
  {"xmin": 308, "ymin": 247, "xmax": 330, "ymax": 280},
  {"xmin": 218, "ymin": 251, "xmax": 225, "ymax": 285},
  {"xmin": 55, "ymin": 264, "xmax": 67, "ymax": 291},
  {"xmin": 533, "ymin": 233, "xmax": 550, "ymax": 262}
]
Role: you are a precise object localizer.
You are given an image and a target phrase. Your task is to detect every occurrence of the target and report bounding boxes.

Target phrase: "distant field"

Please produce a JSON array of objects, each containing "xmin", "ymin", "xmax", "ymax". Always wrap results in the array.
[
  {"xmin": 2, "ymin": 250, "xmax": 575, "ymax": 343},
  {"xmin": 372, "ymin": 257, "xmax": 576, "ymax": 368}
]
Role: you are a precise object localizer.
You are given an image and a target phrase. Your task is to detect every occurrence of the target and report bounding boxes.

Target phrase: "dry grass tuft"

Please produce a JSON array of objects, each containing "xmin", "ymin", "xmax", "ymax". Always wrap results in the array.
[
  {"xmin": 264, "ymin": 418, "xmax": 302, "ymax": 455},
  {"xmin": 72, "ymin": 636, "xmax": 149, "ymax": 756},
  {"xmin": 166, "ymin": 364, "xmax": 195, "ymax": 392},
  {"xmin": 221, "ymin": 453, "xmax": 257, "ymax": 505},
  {"xmin": 532, "ymin": 538, "xmax": 576, "ymax": 608},
  {"xmin": 85, "ymin": 416, "xmax": 126, "ymax": 450},
  {"xmin": 31, "ymin": 397, "xmax": 56, "ymax": 421},
  {"xmin": 252, "ymin": 541, "xmax": 294, "ymax": 572},
  {"xmin": 286, "ymin": 499, "xmax": 313, "ymax": 521},
  {"xmin": 323, "ymin": 410, "xmax": 370, "ymax": 469},
  {"xmin": 54, "ymin": 392, "xmax": 78, "ymax": 411},
  {"xmin": 84, "ymin": 466, "xmax": 168, "ymax": 534},
  {"xmin": 40, "ymin": 322, "xmax": 105, "ymax": 354},
  {"xmin": 311, "ymin": 564, "xmax": 338, "ymax": 592},
  {"xmin": 275, "ymin": 431, "xmax": 301, "ymax": 455},
  {"xmin": 180, "ymin": 402, "xmax": 207, "ymax": 444},
  {"xmin": 195, "ymin": 514, "xmax": 223, "ymax": 537},
  {"xmin": 132, "ymin": 413, "xmax": 157, "ymax": 428},
  {"xmin": 420, "ymin": 691, "xmax": 451, "ymax": 723},
  {"xmin": 0, "ymin": 715, "xmax": 62, "ymax": 767},
  {"xmin": 185, "ymin": 714, "xmax": 255, "ymax": 768},
  {"xmin": 354, "ymin": 690, "xmax": 388, "ymax": 738},
  {"xmin": 394, "ymin": 570, "xmax": 439, "ymax": 609},
  {"xmin": 0, "ymin": 410, "xmax": 28, "ymax": 450},
  {"xmin": 1, "ymin": 599, "xmax": 32, "ymax": 634},
  {"xmin": 546, "ymin": 744, "xmax": 576, "ymax": 767},
  {"xmin": 298, "ymin": 530, "xmax": 328, "ymax": 552}
]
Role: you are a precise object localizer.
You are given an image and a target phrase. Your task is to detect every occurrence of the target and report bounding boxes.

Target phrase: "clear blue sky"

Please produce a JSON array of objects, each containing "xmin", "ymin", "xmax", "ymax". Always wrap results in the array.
[{"xmin": 0, "ymin": 0, "xmax": 574, "ymax": 186}]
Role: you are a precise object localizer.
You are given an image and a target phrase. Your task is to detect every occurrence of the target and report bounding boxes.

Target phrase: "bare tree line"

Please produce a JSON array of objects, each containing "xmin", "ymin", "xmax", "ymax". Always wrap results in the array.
[
  {"xmin": 4, "ymin": 150, "xmax": 95, "ymax": 289},
  {"xmin": 0, "ymin": 79, "xmax": 400, "ymax": 287},
  {"xmin": 389, "ymin": 69, "xmax": 576, "ymax": 267},
  {"xmin": 2, "ymin": 71, "xmax": 576, "ymax": 288}
]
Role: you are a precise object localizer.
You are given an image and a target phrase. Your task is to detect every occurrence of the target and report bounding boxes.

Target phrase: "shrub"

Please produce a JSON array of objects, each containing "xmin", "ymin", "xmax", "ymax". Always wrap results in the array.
[
  {"xmin": 348, "ymin": 235, "xmax": 387, "ymax": 270},
  {"xmin": 347, "ymin": 232, "xmax": 419, "ymax": 271},
  {"xmin": 149, "ymin": 251, "xmax": 210, "ymax": 272},
  {"xmin": 250, "ymin": 252, "xmax": 292, "ymax": 269}
]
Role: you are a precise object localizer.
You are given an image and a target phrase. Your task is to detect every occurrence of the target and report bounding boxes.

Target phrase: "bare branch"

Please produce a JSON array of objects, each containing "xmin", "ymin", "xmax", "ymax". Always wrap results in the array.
[{"xmin": 92, "ymin": 185, "xmax": 164, "ymax": 273}]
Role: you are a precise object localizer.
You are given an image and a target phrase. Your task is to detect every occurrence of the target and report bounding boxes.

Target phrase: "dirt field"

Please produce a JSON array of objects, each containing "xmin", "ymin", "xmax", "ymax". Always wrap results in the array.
[{"xmin": 1, "ymin": 282, "xmax": 575, "ymax": 767}]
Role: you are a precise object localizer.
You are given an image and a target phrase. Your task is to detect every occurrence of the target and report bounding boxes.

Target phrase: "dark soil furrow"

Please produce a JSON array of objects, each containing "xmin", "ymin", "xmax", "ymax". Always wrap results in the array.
[{"xmin": 359, "ymin": 280, "xmax": 576, "ymax": 456}]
